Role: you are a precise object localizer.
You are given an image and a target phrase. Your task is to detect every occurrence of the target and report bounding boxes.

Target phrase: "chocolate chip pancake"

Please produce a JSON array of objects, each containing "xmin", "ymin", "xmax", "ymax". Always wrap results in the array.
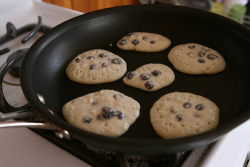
[{"xmin": 150, "ymin": 92, "xmax": 219, "ymax": 139}]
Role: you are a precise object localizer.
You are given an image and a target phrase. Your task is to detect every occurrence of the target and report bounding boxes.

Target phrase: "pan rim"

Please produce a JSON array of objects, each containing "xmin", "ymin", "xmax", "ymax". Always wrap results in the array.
[{"xmin": 20, "ymin": 4, "xmax": 250, "ymax": 154}]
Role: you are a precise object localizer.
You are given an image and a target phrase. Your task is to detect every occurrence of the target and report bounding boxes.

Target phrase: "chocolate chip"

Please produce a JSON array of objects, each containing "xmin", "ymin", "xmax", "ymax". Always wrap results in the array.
[
  {"xmin": 126, "ymin": 71, "xmax": 136, "ymax": 79},
  {"xmin": 183, "ymin": 102, "xmax": 192, "ymax": 109},
  {"xmin": 198, "ymin": 59, "xmax": 205, "ymax": 63},
  {"xmin": 102, "ymin": 62, "xmax": 109, "ymax": 68},
  {"xmin": 75, "ymin": 57, "xmax": 82, "ymax": 63},
  {"xmin": 207, "ymin": 54, "xmax": 217, "ymax": 60},
  {"xmin": 90, "ymin": 64, "xmax": 97, "ymax": 70},
  {"xmin": 198, "ymin": 51, "xmax": 206, "ymax": 57},
  {"xmin": 102, "ymin": 106, "xmax": 116, "ymax": 119},
  {"xmin": 150, "ymin": 41, "xmax": 155, "ymax": 44},
  {"xmin": 132, "ymin": 39, "xmax": 139, "ymax": 45},
  {"xmin": 142, "ymin": 36, "xmax": 148, "ymax": 40},
  {"xmin": 188, "ymin": 45, "xmax": 195, "ymax": 49},
  {"xmin": 113, "ymin": 94, "xmax": 123, "ymax": 100},
  {"xmin": 151, "ymin": 70, "xmax": 162, "ymax": 76},
  {"xmin": 116, "ymin": 111, "xmax": 125, "ymax": 119},
  {"xmin": 119, "ymin": 39, "xmax": 127, "ymax": 45},
  {"xmin": 87, "ymin": 56, "xmax": 95, "ymax": 60},
  {"xmin": 99, "ymin": 53, "xmax": 108, "ymax": 58},
  {"xmin": 82, "ymin": 116, "xmax": 92, "ymax": 123},
  {"xmin": 112, "ymin": 58, "xmax": 122, "ymax": 64},
  {"xmin": 145, "ymin": 81, "xmax": 154, "ymax": 89},
  {"xmin": 195, "ymin": 104, "xmax": 205, "ymax": 110},
  {"xmin": 92, "ymin": 102, "xmax": 98, "ymax": 106},
  {"xmin": 140, "ymin": 74, "xmax": 151, "ymax": 80},
  {"xmin": 176, "ymin": 115, "xmax": 183, "ymax": 122}
]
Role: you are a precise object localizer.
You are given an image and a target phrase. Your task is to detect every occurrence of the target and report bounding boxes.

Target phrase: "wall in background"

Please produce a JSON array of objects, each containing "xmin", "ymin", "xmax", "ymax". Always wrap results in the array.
[{"xmin": 43, "ymin": 0, "xmax": 140, "ymax": 13}]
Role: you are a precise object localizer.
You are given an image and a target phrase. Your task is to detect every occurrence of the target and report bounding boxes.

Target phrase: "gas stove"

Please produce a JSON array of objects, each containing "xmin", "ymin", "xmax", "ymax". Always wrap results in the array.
[{"xmin": 1, "ymin": 0, "xmax": 250, "ymax": 167}]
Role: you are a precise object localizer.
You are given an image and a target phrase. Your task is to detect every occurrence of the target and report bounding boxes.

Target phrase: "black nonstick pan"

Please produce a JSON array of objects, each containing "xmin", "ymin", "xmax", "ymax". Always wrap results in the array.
[{"xmin": 17, "ymin": 4, "xmax": 250, "ymax": 154}]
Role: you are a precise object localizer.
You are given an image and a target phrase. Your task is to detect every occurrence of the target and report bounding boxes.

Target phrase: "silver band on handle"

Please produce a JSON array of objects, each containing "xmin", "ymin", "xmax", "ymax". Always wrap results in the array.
[{"xmin": 0, "ymin": 121, "xmax": 54, "ymax": 130}]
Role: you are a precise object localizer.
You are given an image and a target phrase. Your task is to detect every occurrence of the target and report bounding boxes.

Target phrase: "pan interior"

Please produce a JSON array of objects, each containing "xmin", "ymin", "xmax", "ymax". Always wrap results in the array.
[{"xmin": 21, "ymin": 5, "xmax": 250, "ymax": 146}]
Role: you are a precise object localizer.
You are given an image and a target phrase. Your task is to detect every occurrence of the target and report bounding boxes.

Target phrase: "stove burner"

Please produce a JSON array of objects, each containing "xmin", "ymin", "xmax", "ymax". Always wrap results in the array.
[
  {"xmin": 0, "ymin": 16, "xmax": 50, "ymax": 55},
  {"xmin": 6, "ymin": 48, "xmax": 28, "ymax": 77},
  {"xmin": 0, "ymin": 16, "xmax": 51, "ymax": 113},
  {"xmin": 0, "ymin": 16, "xmax": 51, "ymax": 77}
]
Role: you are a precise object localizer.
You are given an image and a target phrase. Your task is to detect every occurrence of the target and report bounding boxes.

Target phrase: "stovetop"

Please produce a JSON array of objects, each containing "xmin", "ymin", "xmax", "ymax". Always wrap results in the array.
[{"xmin": 1, "ymin": 1, "xmax": 250, "ymax": 167}]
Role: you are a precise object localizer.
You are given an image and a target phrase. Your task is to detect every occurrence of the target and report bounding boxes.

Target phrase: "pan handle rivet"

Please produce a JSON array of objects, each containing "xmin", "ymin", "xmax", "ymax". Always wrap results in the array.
[
  {"xmin": 54, "ymin": 131, "xmax": 64, "ymax": 139},
  {"xmin": 54, "ymin": 130, "xmax": 71, "ymax": 140},
  {"xmin": 37, "ymin": 93, "xmax": 45, "ymax": 104},
  {"xmin": 48, "ymin": 109, "xmax": 54, "ymax": 115}
]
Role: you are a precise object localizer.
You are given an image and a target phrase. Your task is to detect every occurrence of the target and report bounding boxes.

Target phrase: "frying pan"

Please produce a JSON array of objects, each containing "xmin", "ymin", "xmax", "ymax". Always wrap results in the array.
[{"xmin": 3, "ymin": 4, "xmax": 250, "ymax": 155}]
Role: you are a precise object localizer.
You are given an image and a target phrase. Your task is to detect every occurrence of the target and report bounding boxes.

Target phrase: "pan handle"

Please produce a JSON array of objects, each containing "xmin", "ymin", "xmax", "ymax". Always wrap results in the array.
[
  {"xmin": 0, "ymin": 110, "xmax": 71, "ymax": 140},
  {"xmin": 0, "ymin": 109, "xmax": 53, "ymax": 130},
  {"xmin": 0, "ymin": 121, "xmax": 54, "ymax": 130},
  {"xmin": 0, "ymin": 119, "xmax": 71, "ymax": 140}
]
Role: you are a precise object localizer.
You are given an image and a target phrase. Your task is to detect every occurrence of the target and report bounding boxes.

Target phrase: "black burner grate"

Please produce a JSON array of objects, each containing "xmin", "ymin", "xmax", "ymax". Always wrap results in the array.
[{"xmin": 0, "ymin": 16, "xmax": 50, "ymax": 55}]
